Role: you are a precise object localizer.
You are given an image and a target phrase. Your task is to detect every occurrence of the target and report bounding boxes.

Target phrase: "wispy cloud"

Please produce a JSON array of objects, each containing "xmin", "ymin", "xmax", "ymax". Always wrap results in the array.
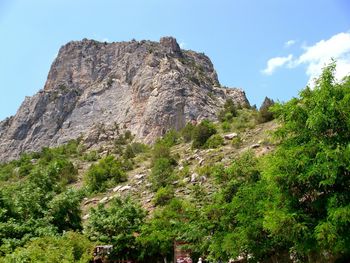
[
  {"xmin": 284, "ymin": 39, "xmax": 296, "ymax": 48},
  {"xmin": 262, "ymin": 32, "xmax": 350, "ymax": 84},
  {"xmin": 261, "ymin": 54, "xmax": 293, "ymax": 75}
]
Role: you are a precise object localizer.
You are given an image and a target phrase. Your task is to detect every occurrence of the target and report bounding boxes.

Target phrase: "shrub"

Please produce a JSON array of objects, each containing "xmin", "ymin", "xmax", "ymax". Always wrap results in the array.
[
  {"xmin": 149, "ymin": 158, "xmax": 175, "ymax": 191},
  {"xmin": 49, "ymin": 159, "xmax": 78, "ymax": 186},
  {"xmin": 130, "ymin": 142, "xmax": 149, "ymax": 154},
  {"xmin": 161, "ymin": 129, "xmax": 180, "ymax": 147},
  {"xmin": 84, "ymin": 155, "xmax": 126, "ymax": 193},
  {"xmin": 114, "ymin": 130, "xmax": 133, "ymax": 146},
  {"xmin": 177, "ymin": 165, "xmax": 190, "ymax": 178},
  {"xmin": 152, "ymin": 142, "xmax": 171, "ymax": 162},
  {"xmin": 181, "ymin": 123, "xmax": 195, "ymax": 142},
  {"xmin": 221, "ymin": 121, "xmax": 231, "ymax": 132},
  {"xmin": 218, "ymin": 98, "xmax": 237, "ymax": 122},
  {"xmin": 231, "ymin": 109, "xmax": 258, "ymax": 131},
  {"xmin": 197, "ymin": 165, "xmax": 212, "ymax": 177},
  {"xmin": 0, "ymin": 232, "xmax": 94, "ymax": 263},
  {"xmin": 124, "ymin": 130, "xmax": 133, "ymax": 140},
  {"xmin": 211, "ymin": 163, "xmax": 225, "ymax": 182},
  {"xmin": 205, "ymin": 134, "xmax": 224, "ymax": 149},
  {"xmin": 153, "ymin": 186, "xmax": 174, "ymax": 206},
  {"xmin": 47, "ymin": 189, "xmax": 83, "ymax": 232},
  {"xmin": 124, "ymin": 144, "xmax": 136, "ymax": 159},
  {"xmin": 82, "ymin": 150, "xmax": 99, "ymax": 162},
  {"xmin": 192, "ymin": 120, "xmax": 217, "ymax": 148}
]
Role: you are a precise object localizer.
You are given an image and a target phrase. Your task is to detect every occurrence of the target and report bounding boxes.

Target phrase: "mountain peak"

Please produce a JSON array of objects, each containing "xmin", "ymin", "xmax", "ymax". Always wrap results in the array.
[{"xmin": 0, "ymin": 37, "xmax": 249, "ymax": 161}]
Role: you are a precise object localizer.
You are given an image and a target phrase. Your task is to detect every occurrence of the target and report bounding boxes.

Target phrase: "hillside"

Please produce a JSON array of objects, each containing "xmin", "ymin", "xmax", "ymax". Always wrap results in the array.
[{"xmin": 0, "ymin": 104, "xmax": 278, "ymax": 262}]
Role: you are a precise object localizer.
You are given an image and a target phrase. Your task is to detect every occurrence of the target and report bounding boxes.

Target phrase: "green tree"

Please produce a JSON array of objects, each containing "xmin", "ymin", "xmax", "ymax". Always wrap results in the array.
[
  {"xmin": 149, "ymin": 157, "xmax": 175, "ymax": 191},
  {"xmin": 138, "ymin": 198, "xmax": 198, "ymax": 262},
  {"xmin": 0, "ymin": 232, "xmax": 93, "ymax": 263},
  {"xmin": 85, "ymin": 197, "xmax": 146, "ymax": 260},
  {"xmin": 46, "ymin": 189, "xmax": 83, "ymax": 233},
  {"xmin": 192, "ymin": 120, "xmax": 217, "ymax": 148},
  {"xmin": 261, "ymin": 62, "xmax": 350, "ymax": 261}
]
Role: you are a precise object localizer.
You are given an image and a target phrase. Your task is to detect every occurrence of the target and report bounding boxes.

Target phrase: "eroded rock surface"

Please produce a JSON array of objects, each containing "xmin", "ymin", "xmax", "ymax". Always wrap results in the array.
[{"xmin": 0, "ymin": 37, "xmax": 249, "ymax": 161}]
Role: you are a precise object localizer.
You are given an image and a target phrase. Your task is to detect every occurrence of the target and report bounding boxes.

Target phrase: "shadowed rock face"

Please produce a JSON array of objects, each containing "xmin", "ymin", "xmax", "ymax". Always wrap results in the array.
[{"xmin": 0, "ymin": 37, "xmax": 249, "ymax": 161}]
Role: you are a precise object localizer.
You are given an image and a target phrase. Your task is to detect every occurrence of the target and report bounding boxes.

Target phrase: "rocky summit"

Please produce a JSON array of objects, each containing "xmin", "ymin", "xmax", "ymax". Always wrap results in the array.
[{"xmin": 0, "ymin": 37, "xmax": 249, "ymax": 161}]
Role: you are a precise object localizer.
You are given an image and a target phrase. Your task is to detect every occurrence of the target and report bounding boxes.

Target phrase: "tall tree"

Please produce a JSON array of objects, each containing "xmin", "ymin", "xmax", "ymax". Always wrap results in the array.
[{"xmin": 262, "ymin": 62, "xmax": 350, "ymax": 262}]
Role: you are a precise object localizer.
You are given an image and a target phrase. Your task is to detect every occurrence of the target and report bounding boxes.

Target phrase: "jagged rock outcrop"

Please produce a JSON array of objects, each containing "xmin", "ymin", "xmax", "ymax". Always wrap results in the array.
[{"xmin": 0, "ymin": 37, "xmax": 249, "ymax": 161}]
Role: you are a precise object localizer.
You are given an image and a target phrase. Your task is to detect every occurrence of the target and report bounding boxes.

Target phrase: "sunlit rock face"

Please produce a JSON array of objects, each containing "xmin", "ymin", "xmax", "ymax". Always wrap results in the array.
[{"xmin": 0, "ymin": 37, "xmax": 249, "ymax": 161}]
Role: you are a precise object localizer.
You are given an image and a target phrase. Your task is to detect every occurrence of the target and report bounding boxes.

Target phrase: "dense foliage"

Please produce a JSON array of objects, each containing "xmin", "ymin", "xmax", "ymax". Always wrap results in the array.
[
  {"xmin": 191, "ymin": 119, "xmax": 217, "ymax": 148},
  {"xmin": 0, "ymin": 232, "xmax": 93, "ymax": 263},
  {"xmin": 0, "ymin": 142, "xmax": 84, "ymax": 256},
  {"xmin": 84, "ymin": 155, "xmax": 127, "ymax": 193},
  {"xmin": 85, "ymin": 197, "xmax": 146, "ymax": 260},
  {"xmin": 260, "ymin": 63, "xmax": 350, "ymax": 261}
]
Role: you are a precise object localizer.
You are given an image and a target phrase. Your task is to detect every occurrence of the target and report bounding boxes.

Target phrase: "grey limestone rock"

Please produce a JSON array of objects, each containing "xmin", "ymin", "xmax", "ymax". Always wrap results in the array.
[{"xmin": 0, "ymin": 37, "xmax": 249, "ymax": 162}]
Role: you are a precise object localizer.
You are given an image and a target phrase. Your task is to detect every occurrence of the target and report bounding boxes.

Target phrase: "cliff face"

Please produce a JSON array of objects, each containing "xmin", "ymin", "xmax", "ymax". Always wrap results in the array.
[{"xmin": 0, "ymin": 37, "xmax": 249, "ymax": 161}]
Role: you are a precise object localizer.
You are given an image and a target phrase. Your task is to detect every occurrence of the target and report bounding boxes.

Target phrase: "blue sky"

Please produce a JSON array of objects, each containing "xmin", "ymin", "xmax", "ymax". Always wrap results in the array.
[{"xmin": 0, "ymin": 0, "xmax": 349, "ymax": 120}]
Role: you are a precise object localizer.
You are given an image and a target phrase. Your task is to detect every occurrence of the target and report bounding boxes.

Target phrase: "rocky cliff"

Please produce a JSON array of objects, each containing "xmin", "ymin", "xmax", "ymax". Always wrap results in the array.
[{"xmin": 0, "ymin": 37, "xmax": 249, "ymax": 161}]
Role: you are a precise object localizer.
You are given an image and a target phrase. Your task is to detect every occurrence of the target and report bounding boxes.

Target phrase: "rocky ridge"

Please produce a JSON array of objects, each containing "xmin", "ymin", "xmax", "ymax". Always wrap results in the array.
[{"xmin": 0, "ymin": 37, "xmax": 249, "ymax": 161}]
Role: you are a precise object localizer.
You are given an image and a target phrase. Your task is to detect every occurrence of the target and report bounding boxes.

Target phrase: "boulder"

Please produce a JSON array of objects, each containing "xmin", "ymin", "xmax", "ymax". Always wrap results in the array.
[{"xmin": 224, "ymin": 133, "xmax": 238, "ymax": 140}]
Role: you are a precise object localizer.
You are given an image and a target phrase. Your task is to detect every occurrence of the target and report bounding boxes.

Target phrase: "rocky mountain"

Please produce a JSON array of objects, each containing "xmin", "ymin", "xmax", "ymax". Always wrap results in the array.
[{"xmin": 0, "ymin": 37, "xmax": 249, "ymax": 161}]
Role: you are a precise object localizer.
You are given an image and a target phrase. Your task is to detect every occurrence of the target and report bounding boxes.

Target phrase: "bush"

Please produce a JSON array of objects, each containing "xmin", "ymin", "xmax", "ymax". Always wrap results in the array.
[
  {"xmin": 124, "ymin": 144, "xmax": 136, "ymax": 159},
  {"xmin": 84, "ymin": 155, "xmax": 126, "ymax": 193},
  {"xmin": 181, "ymin": 123, "xmax": 195, "ymax": 142},
  {"xmin": 205, "ymin": 134, "xmax": 224, "ymax": 149},
  {"xmin": 152, "ymin": 142, "xmax": 171, "ymax": 162},
  {"xmin": 153, "ymin": 186, "xmax": 174, "ymax": 206},
  {"xmin": 161, "ymin": 129, "xmax": 180, "ymax": 147},
  {"xmin": 47, "ymin": 158, "xmax": 78, "ymax": 186},
  {"xmin": 192, "ymin": 120, "xmax": 217, "ymax": 148},
  {"xmin": 0, "ymin": 232, "xmax": 94, "ymax": 263},
  {"xmin": 218, "ymin": 98, "xmax": 237, "ymax": 122},
  {"xmin": 114, "ymin": 130, "xmax": 133, "ymax": 146},
  {"xmin": 150, "ymin": 158, "xmax": 175, "ymax": 191},
  {"xmin": 221, "ymin": 121, "xmax": 231, "ymax": 132},
  {"xmin": 130, "ymin": 142, "xmax": 149, "ymax": 154},
  {"xmin": 231, "ymin": 109, "xmax": 258, "ymax": 131},
  {"xmin": 82, "ymin": 150, "xmax": 99, "ymax": 162},
  {"xmin": 47, "ymin": 189, "xmax": 83, "ymax": 233}
]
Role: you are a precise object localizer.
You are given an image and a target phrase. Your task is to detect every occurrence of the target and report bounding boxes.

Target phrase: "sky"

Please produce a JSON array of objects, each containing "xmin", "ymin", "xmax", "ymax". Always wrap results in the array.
[{"xmin": 0, "ymin": 0, "xmax": 349, "ymax": 120}]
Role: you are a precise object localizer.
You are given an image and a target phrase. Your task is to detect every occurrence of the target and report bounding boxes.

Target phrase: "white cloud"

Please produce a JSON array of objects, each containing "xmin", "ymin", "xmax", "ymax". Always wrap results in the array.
[
  {"xmin": 295, "ymin": 32, "xmax": 350, "ymax": 84},
  {"xmin": 179, "ymin": 42, "xmax": 186, "ymax": 49},
  {"xmin": 284, "ymin": 39, "xmax": 296, "ymax": 48},
  {"xmin": 261, "ymin": 54, "xmax": 293, "ymax": 75},
  {"xmin": 262, "ymin": 32, "xmax": 350, "ymax": 84}
]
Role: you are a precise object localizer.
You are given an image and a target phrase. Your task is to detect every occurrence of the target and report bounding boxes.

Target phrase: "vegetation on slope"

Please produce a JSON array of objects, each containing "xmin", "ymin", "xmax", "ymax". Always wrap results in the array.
[{"xmin": 0, "ymin": 62, "xmax": 349, "ymax": 262}]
